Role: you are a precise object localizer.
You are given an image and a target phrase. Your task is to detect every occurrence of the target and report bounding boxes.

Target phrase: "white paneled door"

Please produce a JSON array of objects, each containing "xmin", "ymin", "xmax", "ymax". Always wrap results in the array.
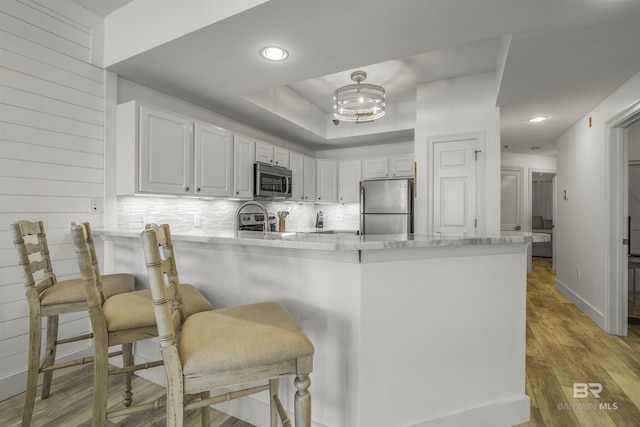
[
  {"xmin": 432, "ymin": 136, "xmax": 482, "ymax": 233},
  {"xmin": 501, "ymin": 167, "xmax": 522, "ymax": 231}
]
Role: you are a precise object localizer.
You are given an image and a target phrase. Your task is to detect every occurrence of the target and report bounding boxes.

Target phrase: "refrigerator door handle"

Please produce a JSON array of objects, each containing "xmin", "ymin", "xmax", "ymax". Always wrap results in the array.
[{"xmin": 360, "ymin": 184, "xmax": 365, "ymax": 234}]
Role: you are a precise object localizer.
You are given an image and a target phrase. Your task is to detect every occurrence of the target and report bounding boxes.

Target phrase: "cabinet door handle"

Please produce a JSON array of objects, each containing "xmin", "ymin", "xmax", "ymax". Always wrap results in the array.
[
  {"xmin": 197, "ymin": 188, "xmax": 201, "ymax": 192},
  {"xmin": 185, "ymin": 187, "xmax": 190, "ymax": 192}
]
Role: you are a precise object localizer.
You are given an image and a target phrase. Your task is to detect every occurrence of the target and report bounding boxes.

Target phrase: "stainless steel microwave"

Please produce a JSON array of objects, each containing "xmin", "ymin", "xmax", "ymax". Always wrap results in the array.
[{"xmin": 254, "ymin": 163, "xmax": 292, "ymax": 199}]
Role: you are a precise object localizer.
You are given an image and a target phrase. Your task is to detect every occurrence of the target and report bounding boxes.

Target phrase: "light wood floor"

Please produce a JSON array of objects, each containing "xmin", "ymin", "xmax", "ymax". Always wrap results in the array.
[
  {"xmin": 517, "ymin": 257, "xmax": 640, "ymax": 427},
  {"xmin": 1, "ymin": 258, "xmax": 639, "ymax": 426},
  {"xmin": 0, "ymin": 361, "xmax": 254, "ymax": 427}
]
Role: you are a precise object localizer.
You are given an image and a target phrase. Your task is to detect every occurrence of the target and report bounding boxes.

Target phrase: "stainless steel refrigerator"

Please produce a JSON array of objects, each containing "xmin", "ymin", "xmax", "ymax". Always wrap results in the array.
[{"xmin": 360, "ymin": 178, "xmax": 414, "ymax": 234}]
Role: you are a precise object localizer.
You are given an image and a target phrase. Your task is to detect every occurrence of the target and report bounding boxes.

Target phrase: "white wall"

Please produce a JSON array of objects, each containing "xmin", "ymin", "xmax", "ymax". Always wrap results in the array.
[
  {"xmin": 501, "ymin": 152, "xmax": 557, "ymax": 231},
  {"xmin": 414, "ymin": 72, "xmax": 501, "ymax": 234},
  {"xmin": 104, "ymin": 0, "xmax": 267, "ymax": 67},
  {"xmin": 555, "ymin": 70, "xmax": 640, "ymax": 330},
  {"xmin": 317, "ymin": 141, "xmax": 413, "ymax": 160},
  {"xmin": 0, "ymin": 0, "xmax": 105, "ymax": 399}
]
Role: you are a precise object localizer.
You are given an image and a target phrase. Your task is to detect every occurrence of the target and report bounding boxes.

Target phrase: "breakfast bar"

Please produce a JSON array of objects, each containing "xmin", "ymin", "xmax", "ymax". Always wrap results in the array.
[{"xmin": 94, "ymin": 228, "xmax": 548, "ymax": 427}]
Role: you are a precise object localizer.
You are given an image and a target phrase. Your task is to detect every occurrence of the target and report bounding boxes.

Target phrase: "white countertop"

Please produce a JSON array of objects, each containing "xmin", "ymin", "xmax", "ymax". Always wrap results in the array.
[{"xmin": 94, "ymin": 226, "xmax": 549, "ymax": 252}]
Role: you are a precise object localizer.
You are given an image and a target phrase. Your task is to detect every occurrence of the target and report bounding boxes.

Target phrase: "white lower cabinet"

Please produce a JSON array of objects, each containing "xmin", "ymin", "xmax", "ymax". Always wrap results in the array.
[
  {"xmin": 316, "ymin": 160, "xmax": 338, "ymax": 203},
  {"xmin": 233, "ymin": 135, "xmax": 255, "ymax": 199},
  {"xmin": 338, "ymin": 160, "xmax": 362, "ymax": 203},
  {"xmin": 194, "ymin": 123, "xmax": 232, "ymax": 197}
]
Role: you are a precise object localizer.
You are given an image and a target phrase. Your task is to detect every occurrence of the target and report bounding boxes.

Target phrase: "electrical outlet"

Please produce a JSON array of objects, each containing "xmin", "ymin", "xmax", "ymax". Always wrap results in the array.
[
  {"xmin": 576, "ymin": 268, "xmax": 581, "ymax": 279},
  {"xmin": 89, "ymin": 198, "xmax": 103, "ymax": 215}
]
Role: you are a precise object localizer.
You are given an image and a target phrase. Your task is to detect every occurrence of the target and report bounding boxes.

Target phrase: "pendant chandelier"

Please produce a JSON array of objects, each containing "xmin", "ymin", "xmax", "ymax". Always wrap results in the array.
[{"xmin": 333, "ymin": 71, "xmax": 386, "ymax": 123}]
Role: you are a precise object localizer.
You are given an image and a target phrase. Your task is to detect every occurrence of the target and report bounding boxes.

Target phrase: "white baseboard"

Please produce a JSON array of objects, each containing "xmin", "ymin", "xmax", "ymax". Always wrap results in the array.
[
  {"xmin": 408, "ymin": 395, "xmax": 530, "ymax": 427},
  {"xmin": 216, "ymin": 392, "xmax": 529, "ymax": 427},
  {"xmin": 0, "ymin": 347, "xmax": 94, "ymax": 401},
  {"xmin": 555, "ymin": 278, "xmax": 605, "ymax": 329}
]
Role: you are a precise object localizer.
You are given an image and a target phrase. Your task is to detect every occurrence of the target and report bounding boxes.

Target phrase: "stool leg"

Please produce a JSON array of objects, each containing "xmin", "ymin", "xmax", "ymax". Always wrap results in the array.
[
  {"xmin": 22, "ymin": 312, "xmax": 42, "ymax": 427},
  {"xmin": 294, "ymin": 375, "xmax": 311, "ymax": 427},
  {"xmin": 199, "ymin": 391, "xmax": 210, "ymax": 426},
  {"xmin": 121, "ymin": 343, "xmax": 133, "ymax": 407},
  {"xmin": 41, "ymin": 315, "xmax": 59, "ymax": 399},
  {"xmin": 269, "ymin": 379, "xmax": 279, "ymax": 427},
  {"xmin": 93, "ymin": 338, "xmax": 109, "ymax": 427}
]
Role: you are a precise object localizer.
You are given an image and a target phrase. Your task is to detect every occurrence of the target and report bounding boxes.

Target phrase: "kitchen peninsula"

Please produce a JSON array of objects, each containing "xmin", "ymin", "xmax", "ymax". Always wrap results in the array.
[{"xmin": 94, "ymin": 227, "xmax": 548, "ymax": 427}]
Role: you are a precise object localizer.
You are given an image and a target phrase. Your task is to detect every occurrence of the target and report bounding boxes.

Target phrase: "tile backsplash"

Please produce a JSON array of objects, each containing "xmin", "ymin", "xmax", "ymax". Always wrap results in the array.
[{"xmin": 117, "ymin": 196, "xmax": 360, "ymax": 232}]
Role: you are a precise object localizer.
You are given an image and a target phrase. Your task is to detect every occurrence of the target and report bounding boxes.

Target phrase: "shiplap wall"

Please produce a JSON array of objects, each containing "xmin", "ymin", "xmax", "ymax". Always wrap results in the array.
[{"xmin": 0, "ymin": 0, "xmax": 104, "ymax": 399}]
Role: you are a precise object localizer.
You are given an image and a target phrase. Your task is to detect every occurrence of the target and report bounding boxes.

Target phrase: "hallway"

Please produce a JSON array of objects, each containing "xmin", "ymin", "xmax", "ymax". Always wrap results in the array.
[{"xmin": 520, "ymin": 258, "xmax": 640, "ymax": 426}]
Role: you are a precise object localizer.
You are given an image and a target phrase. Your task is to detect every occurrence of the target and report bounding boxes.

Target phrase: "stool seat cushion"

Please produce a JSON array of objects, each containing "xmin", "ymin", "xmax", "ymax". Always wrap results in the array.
[
  {"xmin": 179, "ymin": 301, "xmax": 314, "ymax": 376},
  {"xmin": 40, "ymin": 273, "xmax": 135, "ymax": 306},
  {"xmin": 104, "ymin": 284, "xmax": 212, "ymax": 331}
]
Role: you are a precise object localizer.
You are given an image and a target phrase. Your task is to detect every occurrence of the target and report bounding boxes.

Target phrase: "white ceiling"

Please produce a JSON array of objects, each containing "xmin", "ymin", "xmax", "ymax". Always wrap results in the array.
[{"xmin": 79, "ymin": 0, "xmax": 640, "ymax": 155}]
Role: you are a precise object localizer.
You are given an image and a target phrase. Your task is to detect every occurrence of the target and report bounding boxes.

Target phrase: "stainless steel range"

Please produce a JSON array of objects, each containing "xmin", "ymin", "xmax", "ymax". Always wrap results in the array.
[{"xmin": 238, "ymin": 212, "xmax": 277, "ymax": 232}]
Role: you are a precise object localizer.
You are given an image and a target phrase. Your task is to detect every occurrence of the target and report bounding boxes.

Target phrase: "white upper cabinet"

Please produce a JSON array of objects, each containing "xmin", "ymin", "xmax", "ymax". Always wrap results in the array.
[
  {"xmin": 338, "ymin": 160, "xmax": 362, "ymax": 203},
  {"xmin": 362, "ymin": 155, "xmax": 414, "ymax": 180},
  {"xmin": 194, "ymin": 122, "xmax": 232, "ymax": 197},
  {"xmin": 117, "ymin": 102, "xmax": 193, "ymax": 195},
  {"xmin": 233, "ymin": 134, "xmax": 255, "ymax": 199},
  {"xmin": 303, "ymin": 156, "xmax": 317, "ymax": 202},
  {"xmin": 362, "ymin": 157, "xmax": 390, "ymax": 179},
  {"xmin": 390, "ymin": 155, "xmax": 414, "ymax": 178},
  {"xmin": 255, "ymin": 140, "xmax": 274, "ymax": 165},
  {"xmin": 273, "ymin": 146, "xmax": 290, "ymax": 169},
  {"xmin": 316, "ymin": 160, "xmax": 338, "ymax": 203},
  {"xmin": 139, "ymin": 105, "xmax": 193, "ymax": 194},
  {"xmin": 289, "ymin": 151, "xmax": 305, "ymax": 202},
  {"xmin": 256, "ymin": 140, "xmax": 290, "ymax": 169}
]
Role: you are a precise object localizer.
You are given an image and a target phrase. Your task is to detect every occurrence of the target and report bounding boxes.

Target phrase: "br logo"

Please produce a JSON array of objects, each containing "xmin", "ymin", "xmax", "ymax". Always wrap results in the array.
[{"xmin": 573, "ymin": 383, "xmax": 602, "ymax": 398}]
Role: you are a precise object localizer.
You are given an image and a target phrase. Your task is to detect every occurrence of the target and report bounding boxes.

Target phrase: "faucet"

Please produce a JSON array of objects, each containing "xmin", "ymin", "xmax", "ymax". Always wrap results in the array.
[{"xmin": 234, "ymin": 201, "xmax": 269, "ymax": 233}]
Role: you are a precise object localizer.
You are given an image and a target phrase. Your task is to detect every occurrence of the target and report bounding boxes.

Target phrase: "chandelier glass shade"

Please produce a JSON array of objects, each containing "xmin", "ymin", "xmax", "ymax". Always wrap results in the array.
[{"xmin": 333, "ymin": 71, "xmax": 385, "ymax": 122}]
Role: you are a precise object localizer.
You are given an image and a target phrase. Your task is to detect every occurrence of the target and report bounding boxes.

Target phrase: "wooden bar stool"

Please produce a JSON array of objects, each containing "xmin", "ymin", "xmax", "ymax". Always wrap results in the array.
[
  {"xmin": 11, "ymin": 220, "xmax": 136, "ymax": 427},
  {"xmin": 71, "ymin": 222, "xmax": 213, "ymax": 426},
  {"xmin": 142, "ymin": 224, "xmax": 314, "ymax": 427}
]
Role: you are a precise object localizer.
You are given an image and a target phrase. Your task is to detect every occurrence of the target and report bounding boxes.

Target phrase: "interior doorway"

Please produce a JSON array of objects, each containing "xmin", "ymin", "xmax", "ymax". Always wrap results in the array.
[
  {"xmin": 627, "ymin": 123, "xmax": 640, "ymax": 321},
  {"xmin": 500, "ymin": 167, "xmax": 522, "ymax": 232},
  {"xmin": 530, "ymin": 171, "xmax": 556, "ymax": 262},
  {"xmin": 606, "ymin": 99, "xmax": 640, "ymax": 336}
]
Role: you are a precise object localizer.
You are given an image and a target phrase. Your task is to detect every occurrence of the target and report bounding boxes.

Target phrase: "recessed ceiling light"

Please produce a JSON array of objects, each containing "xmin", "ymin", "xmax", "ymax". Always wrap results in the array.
[
  {"xmin": 528, "ymin": 116, "xmax": 548, "ymax": 123},
  {"xmin": 260, "ymin": 46, "xmax": 288, "ymax": 61}
]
